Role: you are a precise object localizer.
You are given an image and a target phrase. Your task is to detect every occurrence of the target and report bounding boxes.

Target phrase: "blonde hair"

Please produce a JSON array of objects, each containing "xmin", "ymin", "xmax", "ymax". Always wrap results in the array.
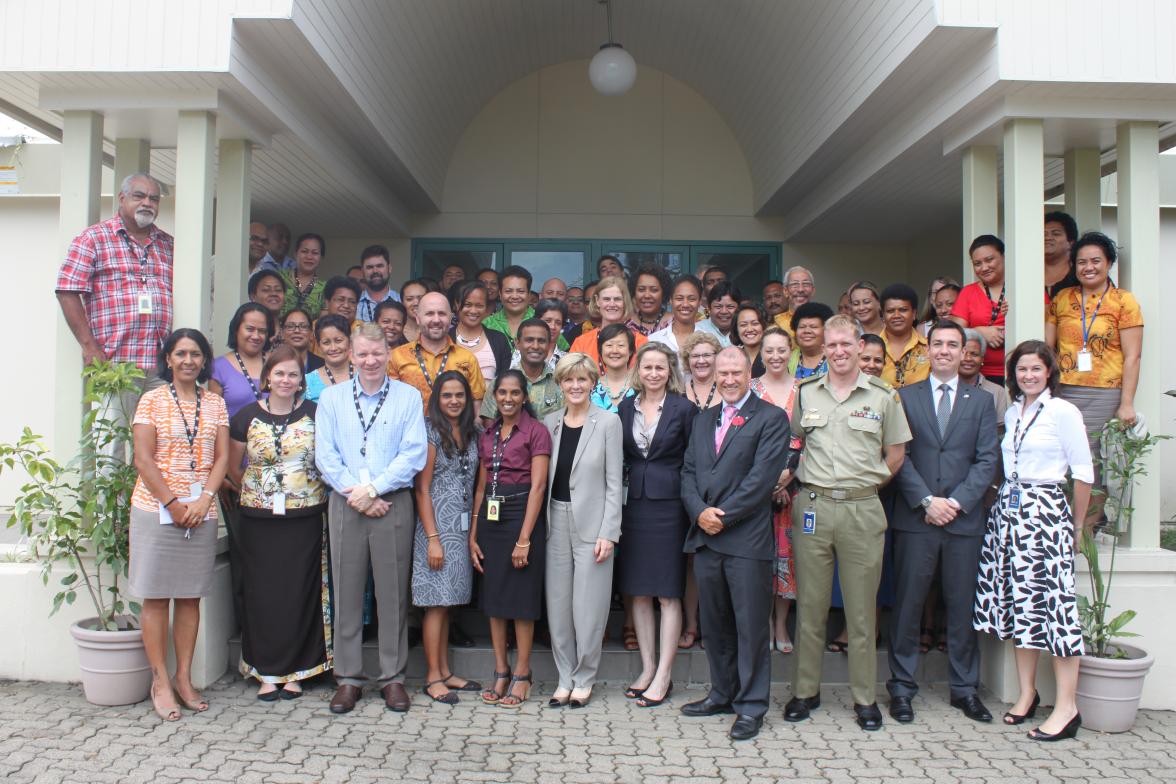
[
  {"xmin": 586, "ymin": 275, "xmax": 635, "ymax": 323},
  {"xmin": 351, "ymin": 322, "xmax": 385, "ymax": 344},
  {"xmin": 678, "ymin": 331, "xmax": 722, "ymax": 369},
  {"xmin": 629, "ymin": 342, "xmax": 685, "ymax": 396},
  {"xmin": 554, "ymin": 352, "xmax": 599, "ymax": 385},
  {"xmin": 823, "ymin": 314, "xmax": 861, "ymax": 340},
  {"xmin": 762, "ymin": 325, "xmax": 793, "ymax": 351}
]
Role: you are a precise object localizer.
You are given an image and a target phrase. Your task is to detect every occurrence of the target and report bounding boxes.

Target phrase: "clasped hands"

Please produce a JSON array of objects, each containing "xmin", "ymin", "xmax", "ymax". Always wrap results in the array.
[
  {"xmin": 170, "ymin": 495, "xmax": 213, "ymax": 527},
  {"xmin": 344, "ymin": 485, "xmax": 389, "ymax": 517},
  {"xmin": 924, "ymin": 496, "xmax": 959, "ymax": 526},
  {"xmin": 698, "ymin": 507, "xmax": 725, "ymax": 535}
]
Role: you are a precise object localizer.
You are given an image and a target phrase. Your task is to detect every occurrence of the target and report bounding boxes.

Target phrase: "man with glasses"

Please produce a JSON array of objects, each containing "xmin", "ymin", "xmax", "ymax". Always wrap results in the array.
[
  {"xmin": 773, "ymin": 266, "xmax": 816, "ymax": 335},
  {"xmin": 246, "ymin": 222, "xmax": 269, "ymax": 276},
  {"xmin": 564, "ymin": 286, "xmax": 588, "ymax": 341},
  {"xmin": 256, "ymin": 222, "xmax": 295, "ymax": 273}
]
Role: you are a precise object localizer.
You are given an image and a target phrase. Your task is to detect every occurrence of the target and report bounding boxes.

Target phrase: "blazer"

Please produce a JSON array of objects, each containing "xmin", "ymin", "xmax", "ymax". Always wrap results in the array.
[
  {"xmin": 617, "ymin": 393, "xmax": 696, "ymax": 501},
  {"xmin": 681, "ymin": 393, "xmax": 791, "ymax": 560},
  {"xmin": 543, "ymin": 408, "xmax": 624, "ymax": 544},
  {"xmin": 893, "ymin": 378, "xmax": 999, "ymax": 537},
  {"xmin": 449, "ymin": 326, "xmax": 512, "ymax": 378}
]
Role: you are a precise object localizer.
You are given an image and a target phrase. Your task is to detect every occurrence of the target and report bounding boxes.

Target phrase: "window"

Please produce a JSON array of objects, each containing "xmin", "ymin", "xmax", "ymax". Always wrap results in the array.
[
  {"xmin": 505, "ymin": 241, "xmax": 592, "ymax": 291},
  {"xmin": 692, "ymin": 244, "xmax": 778, "ymax": 301},
  {"xmin": 418, "ymin": 242, "xmax": 498, "ymax": 286}
]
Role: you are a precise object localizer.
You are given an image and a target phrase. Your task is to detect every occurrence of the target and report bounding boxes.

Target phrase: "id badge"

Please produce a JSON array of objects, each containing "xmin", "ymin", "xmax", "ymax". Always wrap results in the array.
[
  {"xmin": 358, "ymin": 468, "xmax": 372, "ymax": 486},
  {"xmin": 802, "ymin": 508, "xmax": 816, "ymax": 535},
  {"xmin": 1076, "ymin": 349, "xmax": 1093, "ymax": 373},
  {"xmin": 1008, "ymin": 486, "xmax": 1021, "ymax": 510},
  {"xmin": 461, "ymin": 512, "xmax": 470, "ymax": 532},
  {"xmin": 272, "ymin": 492, "xmax": 287, "ymax": 516},
  {"xmin": 189, "ymin": 483, "xmax": 202, "ymax": 499},
  {"xmin": 622, "ymin": 482, "xmax": 629, "ymax": 505},
  {"xmin": 486, "ymin": 499, "xmax": 501, "ymax": 522},
  {"xmin": 138, "ymin": 291, "xmax": 153, "ymax": 315}
]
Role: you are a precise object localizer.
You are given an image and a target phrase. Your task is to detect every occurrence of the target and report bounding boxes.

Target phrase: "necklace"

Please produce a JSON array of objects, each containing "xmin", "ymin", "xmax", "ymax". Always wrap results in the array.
[
  {"xmin": 688, "ymin": 379, "xmax": 717, "ymax": 410},
  {"xmin": 233, "ymin": 351, "xmax": 264, "ymax": 402},
  {"xmin": 324, "ymin": 362, "xmax": 353, "ymax": 386},
  {"xmin": 455, "ymin": 330, "xmax": 482, "ymax": 348}
]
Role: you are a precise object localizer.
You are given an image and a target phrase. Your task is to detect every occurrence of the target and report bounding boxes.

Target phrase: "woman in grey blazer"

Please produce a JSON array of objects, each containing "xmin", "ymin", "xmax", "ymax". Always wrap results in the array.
[{"xmin": 543, "ymin": 352, "xmax": 624, "ymax": 708}]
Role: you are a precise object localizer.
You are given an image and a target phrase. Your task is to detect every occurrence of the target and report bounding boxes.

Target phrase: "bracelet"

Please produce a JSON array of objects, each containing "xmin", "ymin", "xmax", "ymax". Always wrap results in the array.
[
  {"xmin": 515, "ymin": 541, "xmax": 531, "ymax": 549},
  {"xmin": 163, "ymin": 497, "xmax": 179, "ymax": 508},
  {"xmin": 202, "ymin": 490, "xmax": 216, "ymax": 499},
  {"xmin": 427, "ymin": 533, "xmax": 440, "ymax": 540}
]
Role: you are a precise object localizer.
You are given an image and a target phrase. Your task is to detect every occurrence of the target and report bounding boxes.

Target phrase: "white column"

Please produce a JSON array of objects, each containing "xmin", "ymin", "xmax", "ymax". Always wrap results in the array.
[
  {"xmin": 1002, "ymin": 119, "xmax": 1045, "ymax": 349},
  {"xmin": 212, "ymin": 139, "xmax": 252, "ymax": 351},
  {"xmin": 54, "ymin": 110, "xmax": 104, "ymax": 459},
  {"xmin": 1115, "ymin": 121, "xmax": 1161, "ymax": 550},
  {"xmin": 173, "ymin": 111, "xmax": 216, "ymax": 337},
  {"xmin": 961, "ymin": 145, "xmax": 999, "ymax": 284},
  {"xmin": 1063, "ymin": 147, "xmax": 1102, "ymax": 233},
  {"xmin": 112, "ymin": 138, "xmax": 150, "ymax": 197}
]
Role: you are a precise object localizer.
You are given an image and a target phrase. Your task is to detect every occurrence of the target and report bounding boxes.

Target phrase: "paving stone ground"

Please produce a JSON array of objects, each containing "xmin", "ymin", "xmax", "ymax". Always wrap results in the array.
[{"xmin": 1, "ymin": 676, "xmax": 1174, "ymax": 783}]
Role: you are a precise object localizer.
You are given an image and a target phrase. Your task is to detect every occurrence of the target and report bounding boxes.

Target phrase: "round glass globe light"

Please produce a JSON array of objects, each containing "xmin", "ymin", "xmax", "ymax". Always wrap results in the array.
[{"xmin": 588, "ymin": 44, "xmax": 637, "ymax": 96}]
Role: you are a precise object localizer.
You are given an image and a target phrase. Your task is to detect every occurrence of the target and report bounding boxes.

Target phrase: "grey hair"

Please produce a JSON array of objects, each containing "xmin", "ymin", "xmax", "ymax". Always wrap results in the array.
[
  {"xmin": 716, "ymin": 345, "xmax": 751, "ymax": 370},
  {"xmin": 119, "ymin": 172, "xmax": 162, "ymax": 196},
  {"xmin": 963, "ymin": 327, "xmax": 987, "ymax": 355},
  {"xmin": 784, "ymin": 265, "xmax": 814, "ymax": 285}
]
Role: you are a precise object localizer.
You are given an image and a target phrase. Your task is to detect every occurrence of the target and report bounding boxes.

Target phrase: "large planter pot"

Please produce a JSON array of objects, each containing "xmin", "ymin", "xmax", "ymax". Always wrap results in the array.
[
  {"xmin": 1076, "ymin": 642, "xmax": 1155, "ymax": 733},
  {"xmin": 69, "ymin": 616, "xmax": 152, "ymax": 706}
]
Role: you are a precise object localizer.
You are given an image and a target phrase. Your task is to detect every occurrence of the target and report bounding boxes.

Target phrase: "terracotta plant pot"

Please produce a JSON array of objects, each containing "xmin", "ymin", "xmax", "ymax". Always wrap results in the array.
[
  {"xmin": 69, "ymin": 616, "xmax": 152, "ymax": 706},
  {"xmin": 1076, "ymin": 642, "xmax": 1155, "ymax": 733}
]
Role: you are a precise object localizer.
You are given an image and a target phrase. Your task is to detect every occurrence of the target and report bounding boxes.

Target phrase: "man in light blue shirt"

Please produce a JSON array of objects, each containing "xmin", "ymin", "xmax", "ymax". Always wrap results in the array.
[
  {"xmin": 316, "ymin": 323, "xmax": 426, "ymax": 714},
  {"xmin": 355, "ymin": 244, "xmax": 402, "ymax": 322}
]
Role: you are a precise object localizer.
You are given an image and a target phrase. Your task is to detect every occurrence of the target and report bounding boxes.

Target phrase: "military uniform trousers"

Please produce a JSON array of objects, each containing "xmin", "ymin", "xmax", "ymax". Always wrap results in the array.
[{"xmin": 792, "ymin": 487, "xmax": 887, "ymax": 706}]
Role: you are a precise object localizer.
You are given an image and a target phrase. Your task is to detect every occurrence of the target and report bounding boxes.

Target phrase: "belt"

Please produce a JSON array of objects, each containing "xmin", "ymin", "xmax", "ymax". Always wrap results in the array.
[
  {"xmin": 488, "ymin": 490, "xmax": 531, "ymax": 501},
  {"xmin": 379, "ymin": 488, "xmax": 411, "ymax": 502},
  {"xmin": 801, "ymin": 484, "xmax": 877, "ymax": 501}
]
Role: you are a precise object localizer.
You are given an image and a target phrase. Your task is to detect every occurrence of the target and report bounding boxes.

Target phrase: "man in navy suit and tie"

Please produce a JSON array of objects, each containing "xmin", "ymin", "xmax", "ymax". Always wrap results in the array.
[
  {"xmin": 888, "ymin": 320, "xmax": 999, "ymax": 723},
  {"xmin": 680, "ymin": 347, "xmax": 791, "ymax": 740}
]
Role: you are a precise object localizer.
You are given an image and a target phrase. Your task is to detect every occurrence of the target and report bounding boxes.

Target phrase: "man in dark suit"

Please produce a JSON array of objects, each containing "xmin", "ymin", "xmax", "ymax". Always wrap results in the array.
[
  {"xmin": 680, "ymin": 347, "xmax": 791, "ymax": 740},
  {"xmin": 888, "ymin": 320, "xmax": 999, "ymax": 724}
]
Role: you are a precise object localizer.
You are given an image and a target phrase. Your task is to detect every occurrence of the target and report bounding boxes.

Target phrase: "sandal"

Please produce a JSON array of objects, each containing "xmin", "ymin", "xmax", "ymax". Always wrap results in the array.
[
  {"xmin": 918, "ymin": 627, "xmax": 934, "ymax": 654},
  {"xmin": 423, "ymin": 679, "xmax": 459, "ymax": 706},
  {"xmin": 442, "ymin": 672, "xmax": 483, "ymax": 692},
  {"xmin": 171, "ymin": 679, "xmax": 209, "ymax": 712},
  {"xmin": 481, "ymin": 669, "xmax": 511, "ymax": 705},
  {"xmin": 636, "ymin": 682, "xmax": 673, "ymax": 708},
  {"xmin": 826, "ymin": 640, "xmax": 848, "ymax": 654},
  {"xmin": 677, "ymin": 630, "xmax": 698, "ymax": 650},
  {"xmin": 152, "ymin": 683, "xmax": 181, "ymax": 722},
  {"xmin": 499, "ymin": 672, "xmax": 532, "ymax": 708},
  {"xmin": 623, "ymin": 625, "xmax": 638, "ymax": 651}
]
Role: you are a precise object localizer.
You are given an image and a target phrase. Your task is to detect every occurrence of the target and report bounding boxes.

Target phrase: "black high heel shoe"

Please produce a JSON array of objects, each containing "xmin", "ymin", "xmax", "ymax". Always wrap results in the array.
[
  {"xmin": 1003, "ymin": 691, "xmax": 1040, "ymax": 725},
  {"xmin": 1028, "ymin": 712, "xmax": 1082, "ymax": 742}
]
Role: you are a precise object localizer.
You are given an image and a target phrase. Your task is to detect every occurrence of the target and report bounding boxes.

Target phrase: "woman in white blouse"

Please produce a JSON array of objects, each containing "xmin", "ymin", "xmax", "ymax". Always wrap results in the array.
[{"xmin": 973, "ymin": 340, "xmax": 1092, "ymax": 742}]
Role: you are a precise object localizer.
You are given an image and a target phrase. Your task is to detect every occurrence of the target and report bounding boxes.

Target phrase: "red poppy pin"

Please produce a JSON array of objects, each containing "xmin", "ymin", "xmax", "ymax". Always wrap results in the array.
[{"xmin": 731, "ymin": 415, "xmax": 746, "ymax": 427}]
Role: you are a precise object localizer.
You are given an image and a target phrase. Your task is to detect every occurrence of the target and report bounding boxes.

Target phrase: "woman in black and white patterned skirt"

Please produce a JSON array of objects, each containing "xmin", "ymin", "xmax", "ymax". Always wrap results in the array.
[{"xmin": 973, "ymin": 341, "xmax": 1093, "ymax": 742}]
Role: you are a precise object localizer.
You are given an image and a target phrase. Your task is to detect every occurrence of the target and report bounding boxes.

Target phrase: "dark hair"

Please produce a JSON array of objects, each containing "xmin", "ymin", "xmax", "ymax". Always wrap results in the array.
[
  {"xmin": 706, "ymin": 280, "xmax": 742, "ymax": 307},
  {"xmin": 927, "ymin": 319, "xmax": 967, "ymax": 346},
  {"xmin": 1005, "ymin": 340, "xmax": 1060, "ymax": 400},
  {"xmin": 248, "ymin": 268, "xmax": 284, "ymax": 297},
  {"xmin": 477, "ymin": 268, "xmax": 500, "ymax": 284},
  {"xmin": 791, "ymin": 301, "xmax": 835, "ymax": 333},
  {"xmin": 880, "ymin": 283, "xmax": 919, "ymax": 313},
  {"xmin": 400, "ymin": 278, "xmax": 426, "ymax": 298},
  {"xmin": 702, "ymin": 266, "xmax": 728, "ymax": 282},
  {"xmin": 360, "ymin": 244, "xmax": 390, "ymax": 264},
  {"xmin": 260, "ymin": 344, "xmax": 306, "ymax": 394},
  {"xmin": 227, "ymin": 302, "xmax": 275, "ymax": 352},
  {"xmin": 860, "ymin": 333, "xmax": 886, "ymax": 352},
  {"xmin": 969, "ymin": 234, "xmax": 1005, "ymax": 258},
  {"xmin": 733, "ymin": 303, "xmax": 767, "ymax": 346},
  {"xmin": 596, "ymin": 254, "xmax": 623, "ymax": 278},
  {"xmin": 455, "ymin": 280, "xmax": 489, "ymax": 311},
  {"xmin": 427, "ymin": 370, "xmax": 477, "ymax": 457},
  {"xmin": 346, "ymin": 264, "xmax": 363, "ymax": 275},
  {"xmin": 516, "ymin": 316, "xmax": 551, "ymax": 344},
  {"xmin": 280, "ymin": 307, "xmax": 314, "ymax": 328},
  {"xmin": 500, "ymin": 264, "xmax": 533, "ymax": 291},
  {"xmin": 1071, "ymin": 230, "xmax": 1118, "ymax": 267},
  {"xmin": 1044, "ymin": 211, "xmax": 1079, "ymax": 243},
  {"xmin": 158, "ymin": 328, "xmax": 214, "ymax": 384},
  {"xmin": 492, "ymin": 369, "xmax": 536, "ymax": 419},
  {"xmin": 314, "ymin": 313, "xmax": 352, "ymax": 342},
  {"xmin": 374, "ymin": 299, "xmax": 408, "ymax": 322},
  {"xmin": 597, "ymin": 322, "xmax": 635, "ymax": 358},
  {"xmin": 670, "ymin": 273, "xmax": 704, "ymax": 299},
  {"xmin": 294, "ymin": 232, "xmax": 326, "ymax": 257},
  {"xmin": 629, "ymin": 262, "xmax": 672, "ymax": 305},
  {"xmin": 534, "ymin": 298, "xmax": 568, "ymax": 324},
  {"xmin": 418, "ymin": 276, "xmax": 442, "ymax": 293},
  {"xmin": 324, "ymin": 275, "xmax": 361, "ymax": 303}
]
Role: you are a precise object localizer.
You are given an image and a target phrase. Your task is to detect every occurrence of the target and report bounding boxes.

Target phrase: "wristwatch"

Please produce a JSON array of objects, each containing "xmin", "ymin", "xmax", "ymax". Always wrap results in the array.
[
  {"xmin": 920, "ymin": 496, "xmax": 933, "ymax": 510},
  {"xmin": 367, "ymin": 484, "xmax": 378, "ymax": 499}
]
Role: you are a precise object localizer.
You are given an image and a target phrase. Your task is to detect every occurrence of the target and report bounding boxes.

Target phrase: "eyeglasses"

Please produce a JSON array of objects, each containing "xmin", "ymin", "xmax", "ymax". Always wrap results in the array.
[
  {"xmin": 249, "ymin": 234, "xmax": 267, "ymax": 243},
  {"xmin": 786, "ymin": 281, "xmax": 814, "ymax": 290},
  {"xmin": 284, "ymin": 323, "xmax": 311, "ymax": 331},
  {"xmin": 690, "ymin": 352, "xmax": 716, "ymax": 361},
  {"xmin": 567, "ymin": 297, "xmax": 585, "ymax": 303}
]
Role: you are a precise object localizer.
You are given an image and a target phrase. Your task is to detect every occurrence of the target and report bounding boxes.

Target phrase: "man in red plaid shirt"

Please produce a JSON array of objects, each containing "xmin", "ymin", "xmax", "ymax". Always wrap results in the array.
[{"xmin": 56, "ymin": 172, "xmax": 174, "ymax": 373}]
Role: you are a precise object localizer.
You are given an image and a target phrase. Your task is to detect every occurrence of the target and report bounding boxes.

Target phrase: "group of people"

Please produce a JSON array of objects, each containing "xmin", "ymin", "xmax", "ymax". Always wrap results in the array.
[{"xmin": 56, "ymin": 173, "xmax": 1144, "ymax": 743}]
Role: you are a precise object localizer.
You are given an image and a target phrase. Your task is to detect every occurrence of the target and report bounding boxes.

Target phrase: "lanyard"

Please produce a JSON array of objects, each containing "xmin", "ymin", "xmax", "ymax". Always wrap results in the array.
[
  {"xmin": 291, "ymin": 272, "xmax": 316, "ymax": 308},
  {"xmin": 359, "ymin": 296, "xmax": 373, "ymax": 323},
  {"xmin": 1079, "ymin": 283, "xmax": 1112, "ymax": 348},
  {"xmin": 167, "ymin": 383, "xmax": 202, "ymax": 474},
  {"xmin": 325, "ymin": 362, "xmax": 353, "ymax": 386},
  {"xmin": 233, "ymin": 351, "xmax": 264, "ymax": 402},
  {"xmin": 489, "ymin": 421, "xmax": 517, "ymax": 498},
  {"xmin": 415, "ymin": 343, "xmax": 451, "ymax": 389},
  {"xmin": 122, "ymin": 232, "xmax": 151, "ymax": 288},
  {"xmin": 351, "ymin": 377, "xmax": 390, "ymax": 458},
  {"xmin": 689, "ymin": 380, "xmax": 717, "ymax": 411},
  {"xmin": 984, "ymin": 284, "xmax": 1006, "ymax": 324},
  {"xmin": 459, "ymin": 442, "xmax": 472, "ymax": 508},
  {"xmin": 1010, "ymin": 403, "xmax": 1044, "ymax": 482},
  {"xmin": 265, "ymin": 401, "xmax": 295, "ymax": 488}
]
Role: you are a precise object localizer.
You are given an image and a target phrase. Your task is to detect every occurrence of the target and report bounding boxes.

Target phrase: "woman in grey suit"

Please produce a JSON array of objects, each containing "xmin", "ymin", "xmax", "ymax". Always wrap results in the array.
[{"xmin": 543, "ymin": 352, "xmax": 624, "ymax": 708}]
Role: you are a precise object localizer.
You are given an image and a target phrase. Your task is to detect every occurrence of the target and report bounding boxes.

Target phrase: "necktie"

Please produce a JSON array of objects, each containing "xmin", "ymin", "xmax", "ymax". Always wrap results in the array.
[
  {"xmin": 715, "ymin": 404, "xmax": 738, "ymax": 454},
  {"xmin": 936, "ymin": 383, "xmax": 952, "ymax": 437}
]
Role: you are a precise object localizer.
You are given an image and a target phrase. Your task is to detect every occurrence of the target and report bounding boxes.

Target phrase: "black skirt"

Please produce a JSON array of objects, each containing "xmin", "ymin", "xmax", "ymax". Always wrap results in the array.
[
  {"xmin": 477, "ymin": 483, "xmax": 546, "ymax": 620},
  {"xmin": 618, "ymin": 494, "xmax": 689, "ymax": 598}
]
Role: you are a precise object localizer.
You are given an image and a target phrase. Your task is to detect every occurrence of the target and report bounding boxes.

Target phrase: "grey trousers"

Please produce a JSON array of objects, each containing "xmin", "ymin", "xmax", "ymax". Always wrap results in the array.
[
  {"xmin": 545, "ymin": 500, "xmax": 613, "ymax": 691},
  {"xmin": 329, "ymin": 489, "xmax": 413, "ymax": 688}
]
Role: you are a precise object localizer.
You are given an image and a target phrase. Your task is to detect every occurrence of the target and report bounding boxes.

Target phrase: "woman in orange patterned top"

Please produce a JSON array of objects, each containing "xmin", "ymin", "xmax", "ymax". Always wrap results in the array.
[
  {"xmin": 1046, "ymin": 231, "xmax": 1143, "ymax": 520},
  {"xmin": 131, "ymin": 328, "xmax": 230, "ymax": 722}
]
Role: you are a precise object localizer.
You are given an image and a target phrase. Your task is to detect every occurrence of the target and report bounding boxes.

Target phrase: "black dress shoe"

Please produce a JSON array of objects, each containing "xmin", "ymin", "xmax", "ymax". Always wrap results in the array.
[
  {"xmin": 783, "ymin": 694, "xmax": 821, "ymax": 722},
  {"xmin": 854, "ymin": 702, "xmax": 884, "ymax": 731},
  {"xmin": 680, "ymin": 696, "xmax": 735, "ymax": 717},
  {"xmin": 448, "ymin": 622, "xmax": 475, "ymax": 648},
  {"xmin": 950, "ymin": 694, "xmax": 993, "ymax": 723},
  {"xmin": 889, "ymin": 695, "xmax": 914, "ymax": 723},
  {"xmin": 729, "ymin": 714, "xmax": 763, "ymax": 741}
]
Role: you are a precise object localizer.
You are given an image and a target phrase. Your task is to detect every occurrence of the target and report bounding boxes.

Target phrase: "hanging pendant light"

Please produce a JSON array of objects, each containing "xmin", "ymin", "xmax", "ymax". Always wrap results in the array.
[{"xmin": 589, "ymin": 0, "xmax": 637, "ymax": 96}]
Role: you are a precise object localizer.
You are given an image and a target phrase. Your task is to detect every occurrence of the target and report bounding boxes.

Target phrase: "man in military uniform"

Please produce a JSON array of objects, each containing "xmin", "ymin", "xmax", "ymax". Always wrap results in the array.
[{"xmin": 783, "ymin": 314, "xmax": 911, "ymax": 731}]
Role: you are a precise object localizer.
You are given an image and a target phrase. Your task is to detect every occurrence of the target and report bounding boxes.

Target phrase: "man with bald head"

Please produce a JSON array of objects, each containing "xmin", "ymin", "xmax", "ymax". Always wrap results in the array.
[
  {"xmin": 773, "ymin": 266, "xmax": 816, "ymax": 334},
  {"xmin": 680, "ymin": 347, "xmax": 792, "ymax": 741},
  {"xmin": 388, "ymin": 291, "xmax": 485, "ymax": 409},
  {"xmin": 540, "ymin": 277, "xmax": 568, "ymax": 302}
]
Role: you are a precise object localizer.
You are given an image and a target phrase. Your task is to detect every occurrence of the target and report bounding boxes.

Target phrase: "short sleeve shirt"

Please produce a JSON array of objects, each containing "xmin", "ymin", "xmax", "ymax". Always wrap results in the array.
[
  {"xmin": 388, "ymin": 339, "xmax": 487, "ymax": 409},
  {"xmin": 55, "ymin": 216, "xmax": 174, "ymax": 370},
  {"xmin": 1047, "ymin": 285, "xmax": 1143, "ymax": 388},
  {"xmin": 210, "ymin": 355, "xmax": 265, "ymax": 419},
  {"xmin": 280, "ymin": 271, "xmax": 326, "ymax": 317},
  {"xmin": 792, "ymin": 372, "xmax": 912, "ymax": 490},
  {"xmin": 479, "ymin": 369, "xmax": 565, "ymax": 421},
  {"xmin": 880, "ymin": 329, "xmax": 930, "ymax": 388},
  {"xmin": 230, "ymin": 400, "xmax": 327, "ymax": 517},
  {"xmin": 477, "ymin": 411, "xmax": 552, "ymax": 487},
  {"xmin": 131, "ymin": 386, "xmax": 229, "ymax": 514},
  {"xmin": 951, "ymin": 282, "xmax": 1050, "ymax": 378}
]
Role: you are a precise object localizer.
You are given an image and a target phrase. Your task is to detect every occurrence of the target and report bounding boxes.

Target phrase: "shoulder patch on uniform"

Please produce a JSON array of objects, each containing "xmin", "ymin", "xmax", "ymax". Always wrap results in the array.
[
  {"xmin": 797, "ymin": 375, "xmax": 822, "ymax": 386},
  {"xmin": 866, "ymin": 375, "xmax": 894, "ymax": 392}
]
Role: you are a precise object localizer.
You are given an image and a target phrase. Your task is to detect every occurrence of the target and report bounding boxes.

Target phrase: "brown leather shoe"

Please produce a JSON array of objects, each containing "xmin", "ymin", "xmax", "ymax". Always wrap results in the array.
[
  {"xmin": 329, "ymin": 684, "xmax": 362, "ymax": 714},
  {"xmin": 381, "ymin": 682, "xmax": 411, "ymax": 712}
]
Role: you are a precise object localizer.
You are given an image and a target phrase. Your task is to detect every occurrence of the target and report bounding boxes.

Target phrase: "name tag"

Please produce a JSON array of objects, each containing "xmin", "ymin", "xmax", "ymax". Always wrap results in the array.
[
  {"xmin": 802, "ymin": 509, "xmax": 816, "ymax": 534},
  {"xmin": 460, "ymin": 512, "xmax": 470, "ymax": 532},
  {"xmin": 486, "ymin": 499, "xmax": 500, "ymax": 522},
  {"xmin": 1008, "ymin": 487, "xmax": 1021, "ymax": 510},
  {"xmin": 272, "ymin": 492, "xmax": 287, "ymax": 516},
  {"xmin": 138, "ymin": 291, "xmax": 153, "ymax": 315},
  {"xmin": 1077, "ymin": 350, "xmax": 1093, "ymax": 373}
]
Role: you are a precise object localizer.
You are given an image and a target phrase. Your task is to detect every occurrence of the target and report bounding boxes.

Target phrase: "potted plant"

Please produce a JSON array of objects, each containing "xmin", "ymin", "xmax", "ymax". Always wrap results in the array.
[
  {"xmin": 1075, "ymin": 417, "xmax": 1167, "ymax": 733},
  {"xmin": 0, "ymin": 361, "xmax": 151, "ymax": 705}
]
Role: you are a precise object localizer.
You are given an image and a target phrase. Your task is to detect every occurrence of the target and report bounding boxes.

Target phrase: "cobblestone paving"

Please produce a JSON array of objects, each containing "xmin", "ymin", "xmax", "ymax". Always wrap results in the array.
[{"xmin": 1, "ymin": 676, "xmax": 1174, "ymax": 783}]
